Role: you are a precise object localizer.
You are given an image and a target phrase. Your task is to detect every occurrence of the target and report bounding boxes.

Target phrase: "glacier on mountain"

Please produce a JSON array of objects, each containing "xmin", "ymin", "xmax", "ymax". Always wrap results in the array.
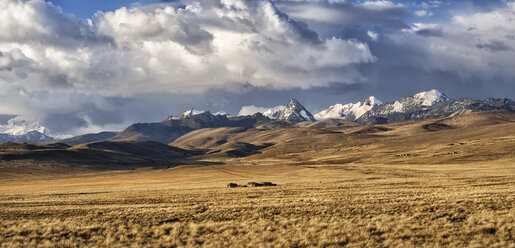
[
  {"xmin": 378, "ymin": 89, "xmax": 450, "ymax": 114},
  {"xmin": 315, "ymin": 96, "xmax": 382, "ymax": 120},
  {"xmin": 263, "ymin": 106, "xmax": 285, "ymax": 119},
  {"xmin": 414, "ymin": 89, "xmax": 449, "ymax": 106}
]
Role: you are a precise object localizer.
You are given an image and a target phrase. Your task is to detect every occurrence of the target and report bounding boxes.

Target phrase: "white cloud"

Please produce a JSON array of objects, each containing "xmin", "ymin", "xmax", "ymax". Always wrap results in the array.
[
  {"xmin": 367, "ymin": 31, "xmax": 378, "ymax": 42},
  {"xmin": 415, "ymin": 10, "xmax": 433, "ymax": 17},
  {"xmin": 404, "ymin": 23, "xmax": 440, "ymax": 32},
  {"xmin": 420, "ymin": 1, "xmax": 442, "ymax": 9},
  {"xmin": 361, "ymin": 1, "xmax": 405, "ymax": 10},
  {"xmin": 238, "ymin": 105, "xmax": 270, "ymax": 116},
  {"xmin": 509, "ymin": 2, "xmax": 515, "ymax": 11}
]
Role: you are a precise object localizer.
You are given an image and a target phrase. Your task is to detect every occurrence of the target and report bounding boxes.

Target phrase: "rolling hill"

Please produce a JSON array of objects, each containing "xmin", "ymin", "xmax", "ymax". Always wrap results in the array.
[{"xmin": 1, "ymin": 110, "xmax": 514, "ymax": 180}]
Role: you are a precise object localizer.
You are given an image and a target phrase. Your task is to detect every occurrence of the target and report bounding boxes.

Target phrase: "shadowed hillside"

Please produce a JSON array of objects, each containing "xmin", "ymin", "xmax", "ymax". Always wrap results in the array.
[
  {"xmin": 60, "ymin": 131, "xmax": 119, "ymax": 145},
  {"xmin": 57, "ymin": 113, "xmax": 272, "ymax": 145},
  {"xmin": 0, "ymin": 141, "xmax": 204, "ymax": 179}
]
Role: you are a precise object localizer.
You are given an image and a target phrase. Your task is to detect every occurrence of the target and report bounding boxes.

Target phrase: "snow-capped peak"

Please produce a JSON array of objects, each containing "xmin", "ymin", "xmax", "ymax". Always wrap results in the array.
[
  {"xmin": 278, "ymin": 99, "xmax": 316, "ymax": 122},
  {"xmin": 364, "ymin": 96, "xmax": 382, "ymax": 106},
  {"xmin": 389, "ymin": 89, "xmax": 450, "ymax": 113},
  {"xmin": 314, "ymin": 96, "xmax": 383, "ymax": 120},
  {"xmin": 259, "ymin": 99, "xmax": 315, "ymax": 122},
  {"xmin": 0, "ymin": 119, "xmax": 52, "ymax": 136},
  {"xmin": 413, "ymin": 89, "xmax": 449, "ymax": 106},
  {"xmin": 170, "ymin": 108, "xmax": 206, "ymax": 120}
]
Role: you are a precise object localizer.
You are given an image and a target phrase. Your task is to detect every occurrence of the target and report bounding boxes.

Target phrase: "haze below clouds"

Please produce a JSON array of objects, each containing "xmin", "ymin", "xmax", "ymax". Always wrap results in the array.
[{"xmin": 0, "ymin": 0, "xmax": 514, "ymax": 136}]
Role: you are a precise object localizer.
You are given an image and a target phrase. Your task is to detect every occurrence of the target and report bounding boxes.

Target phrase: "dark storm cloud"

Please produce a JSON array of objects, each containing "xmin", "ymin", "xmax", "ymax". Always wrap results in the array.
[
  {"xmin": 476, "ymin": 40, "xmax": 513, "ymax": 52},
  {"xmin": 41, "ymin": 98, "xmax": 126, "ymax": 133},
  {"xmin": 353, "ymin": 28, "xmax": 515, "ymax": 102},
  {"xmin": 43, "ymin": 113, "xmax": 88, "ymax": 133},
  {"xmin": 272, "ymin": 4, "xmax": 321, "ymax": 44},
  {"xmin": 415, "ymin": 27, "xmax": 443, "ymax": 37}
]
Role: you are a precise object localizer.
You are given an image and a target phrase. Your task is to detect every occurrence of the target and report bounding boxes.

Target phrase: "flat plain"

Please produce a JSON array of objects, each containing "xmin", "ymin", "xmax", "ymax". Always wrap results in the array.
[{"xmin": 0, "ymin": 111, "xmax": 514, "ymax": 247}]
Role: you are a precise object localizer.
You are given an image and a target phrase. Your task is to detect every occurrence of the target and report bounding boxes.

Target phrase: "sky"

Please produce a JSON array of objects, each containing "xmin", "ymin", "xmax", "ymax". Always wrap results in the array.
[{"xmin": 0, "ymin": 0, "xmax": 514, "ymax": 136}]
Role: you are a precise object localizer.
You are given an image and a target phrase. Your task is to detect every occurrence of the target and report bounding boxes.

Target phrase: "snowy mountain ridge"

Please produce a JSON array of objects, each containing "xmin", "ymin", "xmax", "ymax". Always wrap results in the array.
[
  {"xmin": 357, "ymin": 91, "xmax": 514, "ymax": 124},
  {"xmin": 168, "ymin": 108, "xmax": 206, "ymax": 120},
  {"xmin": 315, "ymin": 89, "xmax": 453, "ymax": 121},
  {"xmin": 314, "ymin": 96, "xmax": 383, "ymax": 120},
  {"xmin": 0, "ymin": 118, "xmax": 54, "ymax": 143}
]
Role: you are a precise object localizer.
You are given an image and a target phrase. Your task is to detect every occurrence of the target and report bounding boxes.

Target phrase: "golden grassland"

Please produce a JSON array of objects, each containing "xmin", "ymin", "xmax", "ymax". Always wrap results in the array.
[
  {"xmin": 0, "ymin": 111, "xmax": 514, "ymax": 247},
  {"xmin": 1, "ymin": 163, "xmax": 514, "ymax": 247}
]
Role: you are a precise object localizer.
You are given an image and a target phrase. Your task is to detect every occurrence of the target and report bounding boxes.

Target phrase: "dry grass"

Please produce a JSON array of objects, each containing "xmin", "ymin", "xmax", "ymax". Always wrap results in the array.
[{"xmin": 1, "ymin": 162, "xmax": 514, "ymax": 247}]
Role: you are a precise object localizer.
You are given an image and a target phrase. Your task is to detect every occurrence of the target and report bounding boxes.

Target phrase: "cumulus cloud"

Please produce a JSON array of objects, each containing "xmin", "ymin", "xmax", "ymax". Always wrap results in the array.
[
  {"xmin": 0, "ymin": 0, "xmax": 379, "ymax": 134},
  {"xmin": 361, "ymin": 0, "xmax": 404, "ymax": 10},
  {"xmin": 94, "ymin": 5, "xmax": 214, "ymax": 54},
  {"xmin": 0, "ymin": 0, "xmax": 375, "ymax": 95},
  {"xmin": 0, "ymin": 0, "xmax": 107, "ymax": 46},
  {"xmin": 414, "ymin": 10, "xmax": 433, "ymax": 17}
]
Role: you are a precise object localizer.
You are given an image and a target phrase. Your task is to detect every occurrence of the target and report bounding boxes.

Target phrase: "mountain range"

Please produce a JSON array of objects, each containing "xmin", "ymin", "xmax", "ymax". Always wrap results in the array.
[
  {"xmin": 355, "ymin": 90, "xmax": 514, "ymax": 124},
  {"xmin": 0, "ymin": 89, "xmax": 513, "ymax": 144}
]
